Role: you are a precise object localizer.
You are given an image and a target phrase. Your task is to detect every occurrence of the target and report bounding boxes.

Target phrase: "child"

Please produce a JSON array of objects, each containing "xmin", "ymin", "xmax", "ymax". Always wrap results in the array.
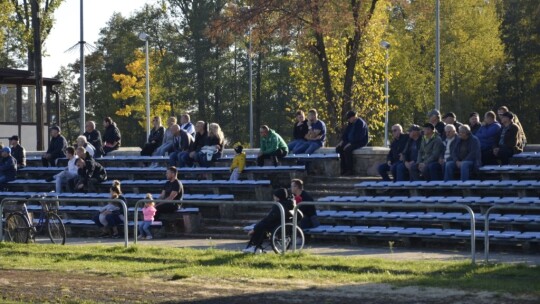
[
  {"xmin": 229, "ymin": 145, "xmax": 246, "ymax": 181},
  {"xmin": 138, "ymin": 193, "xmax": 157, "ymax": 240}
]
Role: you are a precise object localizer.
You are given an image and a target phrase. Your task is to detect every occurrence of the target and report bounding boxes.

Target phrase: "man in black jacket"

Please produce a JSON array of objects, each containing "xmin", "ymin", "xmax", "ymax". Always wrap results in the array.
[
  {"xmin": 42, "ymin": 126, "xmax": 67, "ymax": 167},
  {"xmin": 336, "ymin": 110, "xmax": 369, "ymax": 175},
  {"xmin": 70, "ymin": 147, "xmax": 107, "ymax": 193},
  {"xmin": 378, "ymin": 124, "xmax": 408, "ymax": 181},
  {"xmin": 291, "ymin": 178, "xmax": 319, "ymax": 229},
  {"xmin": 494, "ymin": 111, "xmax": 522, "ymax": 165},
  {"xmin": 84, "ymin": 121, "xmax": 104, "ymax": 158},
  {"xmin": 287, "ymin": 110, "xmax": 309, "ymax": 153},
  {"xmin": 395, "ymin": 125, "xmax": 422, "ymax": 181},
  {"xmin": 8, "ymin": 135, "xmax": 26, "ymax": 169}
]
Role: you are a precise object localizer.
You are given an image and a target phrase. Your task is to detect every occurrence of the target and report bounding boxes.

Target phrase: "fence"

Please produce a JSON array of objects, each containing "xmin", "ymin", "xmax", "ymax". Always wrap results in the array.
[
  {"xmin": 1, "ymin": 197, "xmax": 129, "ymax": 247},
  {"xmin": 292, "ymin": 202, "xmax": 477, "ymax": 264}
]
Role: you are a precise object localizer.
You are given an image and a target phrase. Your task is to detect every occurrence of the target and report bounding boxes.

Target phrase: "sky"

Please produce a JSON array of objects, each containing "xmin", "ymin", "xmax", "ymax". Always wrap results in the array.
[{"xmin": 42, "ymin": 0, "xmax": 154, "ymax": 78}]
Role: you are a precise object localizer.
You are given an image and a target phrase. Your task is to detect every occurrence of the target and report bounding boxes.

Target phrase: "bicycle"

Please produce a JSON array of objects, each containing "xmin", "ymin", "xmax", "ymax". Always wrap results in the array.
[{"xmin": 4, "ymin": 196, "xmax": 66, "ymax": 245}]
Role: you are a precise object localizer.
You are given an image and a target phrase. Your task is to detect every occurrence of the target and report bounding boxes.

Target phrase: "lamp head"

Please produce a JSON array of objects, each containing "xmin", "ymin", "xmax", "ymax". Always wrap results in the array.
[
  {"xmin": 380, "ymin": 40, "xmax": 390, "ymax": 49},
  {"xmin": 138, "ymin": 32, "xmax": 149, "ymax": 41}
]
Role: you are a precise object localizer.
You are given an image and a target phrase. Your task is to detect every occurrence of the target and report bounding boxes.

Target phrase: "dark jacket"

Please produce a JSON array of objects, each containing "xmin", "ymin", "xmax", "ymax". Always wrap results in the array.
[
  {"xmin": 498, "ymin": 122, "xmax": 521, "ymax": 154},
  {"xmin": 292, "ymin": 120, "xmax": 309, "ymax": 140},
  {"xmin": 190, "ymin": 131, "xmax": 208, "ymax": 152},
  {"xmin": 148, "ymin": 126, "xmax": 165, "ymax": 145},
  {"xmin": 387, "ymin": 133, "xmax": 408, "ymax": 164},
  {"xmin": 451, "ymin": 135, "xmax": 482, "ymax": 169},
  {"xmin": 470, "ymin": 123, "xmax": 481, "ymax": 135},
  {"xmin": 47, "ymin": 135, "xmax": 67, "ymax": 159},
  {"xmin": 342, "ymin": 117, "xmax": 369, "ymax": 147},
  {"xmin": 83, "ymin": 129, "xmax": 104, "ymax": 158},
  {"xmin": 78, "ymin": 157, "xmax": 107, "ymax": 183},
  {"xmin": 11, "ymin": 144, "xmax": 26, "ymax": 168},
  {"xmin": 417, "ymin": 133, "xmax": 444, "ymax": 164},
  {"xmin": 172, "ymin": 129, "xmax": 194, "ymax": 152},
  {"xmin": 259, "ymin": 198, "xmax": 295, "ymax": 228},
  {"xmin": 434, "ymin": 121, "xmax": 446, "ymax": 140},
  {"xmin": 103, "ymin": 123, "xmax": 121, "ymax": 148},
  {"xmin": 402, "ymin": 137, "xmax": 422, "ymax": 162},
  {"xmin": 0, "ymin": 155, "xmax": 17, "ymax": 181},
  {"xmin": 204, "ymin": 134, "xmax": 224, "ymax": 154},
  {"xmin": 298, "ymin": 190, "xmax": 316, "ymax": 218},
  {"xmin": 476, "ymin": 122, "xmax": 501, "ymax": 151}
]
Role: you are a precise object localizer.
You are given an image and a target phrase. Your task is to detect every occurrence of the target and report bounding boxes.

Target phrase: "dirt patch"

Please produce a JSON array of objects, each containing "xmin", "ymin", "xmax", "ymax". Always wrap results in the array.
[{"xmin": 0, "ymin": 269, "xmax": 537, "ymax": 303}]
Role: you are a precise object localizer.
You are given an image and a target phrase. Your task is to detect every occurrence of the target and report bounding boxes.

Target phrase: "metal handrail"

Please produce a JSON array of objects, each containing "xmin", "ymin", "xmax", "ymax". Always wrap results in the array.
[
  {"xmin": 484, "ymin": 205, "xmax": 540, "ymax": 263},
  {"xmin": 133, "ymin": 199, "xmax": 287, "ymax": 254},
  {"xmin": 1, "ymin": 197, "xmax": 129, "ymax": 247},
  {"xmin": 293, "ymin": 202, "xmax": 477, "ymax": 264}
]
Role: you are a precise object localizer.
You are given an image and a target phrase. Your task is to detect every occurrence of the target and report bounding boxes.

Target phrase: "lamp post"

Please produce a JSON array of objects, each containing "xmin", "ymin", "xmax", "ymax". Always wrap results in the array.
[
  {"xmin": 248, "ymin": 26, "xmax": 253, "ymax": 148},
  {"xmin": 138, "ymin": 32, "xmax": 151, "ymax": 139},
  {"xmin": 435, "ymin": 0, "xmax": 441, "ymax": 111},
  {"xmin": 380, "ymin": 40, "xmax": 390, "ymax": 148}
]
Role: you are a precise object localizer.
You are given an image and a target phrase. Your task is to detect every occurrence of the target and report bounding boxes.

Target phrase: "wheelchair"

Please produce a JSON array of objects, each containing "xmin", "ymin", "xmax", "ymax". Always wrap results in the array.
[{"xmin": 244, "ymin": 210, "xmax": 305, "ymax": 254}]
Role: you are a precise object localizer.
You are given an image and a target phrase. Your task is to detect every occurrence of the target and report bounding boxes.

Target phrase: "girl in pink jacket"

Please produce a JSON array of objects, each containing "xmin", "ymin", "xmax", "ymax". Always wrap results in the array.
[{"xmin": 138, "ymin": 193, "xmax": 157, "ymax": 240}]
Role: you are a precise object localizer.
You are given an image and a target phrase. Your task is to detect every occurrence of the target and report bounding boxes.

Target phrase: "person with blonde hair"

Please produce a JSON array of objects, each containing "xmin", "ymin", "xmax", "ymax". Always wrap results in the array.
[
  {"xmin": 76, "ymin": 135, "xmax": 95, "ymax": 157},
  {"xmin": 138, "ymin": 193, "xmax": 157, "ymax": 240},
  {"xmin": 196, "ymin": 122, "xmax": 224, "ymax": 167}
]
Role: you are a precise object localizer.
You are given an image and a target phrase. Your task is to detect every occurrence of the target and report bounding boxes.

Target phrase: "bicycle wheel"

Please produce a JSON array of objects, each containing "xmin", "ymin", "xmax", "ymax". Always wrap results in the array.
[
  {"xmin": 46, "ymin": 213, "xmax": 66, "ymax": 245},
  {"xmin": 5, "ymin": 212, "xmax": 30, "ymax": 243},
  {"xmin": 271, "ymin": 223, "xmax": 304, "ymax": 254}
]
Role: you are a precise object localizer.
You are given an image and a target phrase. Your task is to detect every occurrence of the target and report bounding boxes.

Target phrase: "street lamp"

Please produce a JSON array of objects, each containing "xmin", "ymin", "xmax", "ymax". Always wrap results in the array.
[
  {"xmin": 138, "ymin": 32, "xmax": 151, "ymax": 140},
  {"xmin": 435, "ymin": 0, "xmax": 441, "ymax": 111},
  {"xmin": 248, "ymin": 26, "xmax": 253, "ymax": 148},
  {"xmin": 380, "ymin": 40, "xmax": 390, "ymax": 148}
]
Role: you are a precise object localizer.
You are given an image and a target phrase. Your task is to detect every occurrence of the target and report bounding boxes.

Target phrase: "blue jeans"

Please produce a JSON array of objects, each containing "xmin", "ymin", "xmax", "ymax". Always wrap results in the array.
[
  {"xmin": 169, "ymin": 151, "xmax": 184, "ymax": 167},
  {"xmin": 395, "ymin": 162, "xmax": 410, "ymax": 181},
  {"xmin": 153, "ymin": 142, "xmax": 173, "ymax": 156},
  {"xmin": 378, "ymin": 162, "xmax": 400, "ymax": 181},
  {"xmin": 444, "ymin": 160, "xmax": 474, "ymax": 181},
  {"xmin": 196, "ymin": 150, "xmax": 222, "ymax": 167},
  {"xmin": 293, "ymin": 141, "xmax": 322, "ymax": 154},
  {"xmin": 54, "ymin": 171, "xmax": 78, "ymax": 193},
  {"xmin": 138, "ymin": 221, "xmax": 153, "ymax": 237},
  {"xmin": 288, "ymin": 139, "xmax": 306, "ymax": 153},
  {"xmin": 427, "ymin": 162, "xmax": 443, "ymax": 181}
]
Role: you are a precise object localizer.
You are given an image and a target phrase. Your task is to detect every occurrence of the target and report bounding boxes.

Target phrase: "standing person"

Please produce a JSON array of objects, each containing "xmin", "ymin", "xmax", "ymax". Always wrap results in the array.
[
  {"xmin": 476, "ymin": 111, "xmax": 501, "ymax": 165},
  {"xmin": 168, "ymin": 124, "xmax": 194, "ymax": 167},
  {"xmin": 8, "ymin": 135, "xmax": 26, "ymax": 169},
  {"xmin": 153, "ymin": 117, "xmax": 177, "ymax": 157},
  {"xmin": 493, "ymin": 111, "xmax": 522, "ymax": 165},
  {"xmin": 0, "ymin": 147, "xmax": 17, "ymax": 189},
  {"xmin": 102, "ymin": 117, "xmax": 121, "ymax": 155},
  {"xmin": 83, "ymin": 121, "xmax": 104, "ymax": 158},
  {"xmin": 395, "ymin": 125, "xmax": 422, "ymax": 181},
  {"xmin": 242, "ymin": 188, "xmax": 294, "ymax": 254},
  {"xmin": 138, "ymin": 193, "xmax": 157, "ymax": 240},
  {"xmin": 377, "ymin": 124, "xmax": 408, "ymax": 181},
  {"xmin": 155, "ymin": 166, "xmax": 184, "ymax": 220},
  {"xmin": 292, "ymin": 109, "xmax": 326, "ymax": 154},
  {"xmin": 141, "ymin": 116, "xmax": 165, "ymax": 156},
  {"xmin": 335, "ymin": 110, "xmax": 369, "ymax": 176},
  {"xmin": 468, "ymin": 112, "xmax": 481, "ymax": 135},
  {"xmin": 444, "ymin": 125, "xmax": 481, "ymax": 181},
  {"xmin": 290, "ymin": 179, "xmax": 319, "ymax": 229},
  {"xmin": 181, "ymin": 121, "xmax": 208, "ymax": 167},
  {"xmin": 180, "ymin": 114, "xmax": 195, "ymax": 137},
  {"xmin": 410, "ymin": 123, "xmax": 444, "ymax": 181},
  {"xmin": 53, "ymin": 147, "xmax": 78, "ymax": 193},
  {"xmin": 229, "ymin": 145, "xmax": 246, "ymax": 181},
  {"xmin": 257, "ymin": 125, "xmax": 288, "ymax": 166},
  {"xmin": 287, "ymin": 110, "xmax": 309, "ymax": 153},
  {"xmin": 41, "ymin": 126, "xmax": 67, "ymax": 167},
  {"xmin": 428, "ymin": 109, "xmax": 446, "ymax": 140},
  {"xmin": 196, "ymin": 123, "xmax": 225, "ymax": 167}
]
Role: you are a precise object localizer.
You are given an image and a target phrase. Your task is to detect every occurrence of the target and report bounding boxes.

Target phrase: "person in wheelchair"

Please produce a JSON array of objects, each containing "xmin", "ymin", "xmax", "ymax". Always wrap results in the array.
[{"xmin": 243, "ymin": 188, "xmax": 294, "ymax": 254}]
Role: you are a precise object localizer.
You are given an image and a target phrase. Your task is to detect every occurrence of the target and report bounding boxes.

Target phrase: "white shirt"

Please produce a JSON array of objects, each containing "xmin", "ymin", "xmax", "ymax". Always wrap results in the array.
[
  {"xmin": 181, "ymin": 122, "xmax": 195, "ymax": 137},
  {"xmin": 67, "ymin": 155, "xmax": 79, "ymax": 175},
  {"xmin": 444, "ymin": 136, "xmax": 455, "ymax": 161}
]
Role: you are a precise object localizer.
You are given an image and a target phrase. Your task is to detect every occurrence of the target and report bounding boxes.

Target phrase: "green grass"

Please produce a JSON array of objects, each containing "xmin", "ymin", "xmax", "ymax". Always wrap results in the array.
[{"xmin": 0, "ymin": 242, "xmax": 538, "ymax": 295}]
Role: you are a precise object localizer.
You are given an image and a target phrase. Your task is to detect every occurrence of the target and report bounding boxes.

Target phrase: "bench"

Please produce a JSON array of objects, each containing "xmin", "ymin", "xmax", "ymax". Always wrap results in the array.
[
  {"xmin": 0, "ymin": 191, "xmax": 233, "ymax": 202},
  {"xmin": 354, "ymin": 180, "xmax": 540, "ymax": 197},
  {"xmin": 479, "ymin": 165, "xmax": 540, "ymax": 180}
]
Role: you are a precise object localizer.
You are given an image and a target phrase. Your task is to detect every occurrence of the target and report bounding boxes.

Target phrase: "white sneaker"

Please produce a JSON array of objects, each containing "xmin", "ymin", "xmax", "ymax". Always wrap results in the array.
[
  {"xmin": 137, "ymin": 235, "xmax": 145, "ymax": 240},
  {"xmin": 146, "ymin": 236, "xmax": 153, "ymax": 240},
  {"xmin": 242, "ymin": 246, "xmax": 261, "ymax": 254}
]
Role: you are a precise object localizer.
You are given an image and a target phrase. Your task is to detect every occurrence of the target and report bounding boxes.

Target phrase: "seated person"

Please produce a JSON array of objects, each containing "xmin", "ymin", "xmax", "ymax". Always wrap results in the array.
[
  {"xmin": 493, "ymin": 111, "xmax": 522, "ymax": 165},
  {"xmin": 287, "ymin": 110, "xmax": 308, "ymax": 152},
  {"xmin": 92, "ymin": 180, "xmax": 126, "ymax": 238},
  {"xmin": 102, "ymin": 117, "xmax": 121, "ymax": 155},
  {"xmin": 195, "ymin": 123, "xmax": 224, "ymax": 167},
  {"xmin": 180, "ymin": 121, "xmax": 208, "ymax": 167},
  {"xmin": 378, "ymin": 124, "xmax": 408, "ymax": 181},
  {"xmin": 76, "ymin": 135, "xmax": 95, "ymax": 157},
  {"xmin": 53, "ymin": 147, "xmax": 78, "ymax": 193},
  {"xmin": 83, "ymin": 121, "xmax": 104, "ymax": 158},
  {"xmin": 242, "ymin": 188, "xmax": 294, "ymax": 254},
  {"xmin": 42, "ymin": 126, "xmax": 67, "ymax": 167},
  {"xmin": 475, "ymin": 111, "xmax": 501, "ymax": 165},
  {"xmin": 395, "ymin": 125, "xmax": 422, "ymax": 181},
  {"xmin": 141, "ymin": 116, "xmax": 165, "ymax": 156},
  {"xmin": 443, "ymin": 112, "xmax": 463, "ymax": 130},
  {"xmin": 498, "ymin": 106, "xmax": 526, "ymax": 148},
  {"xmin": 336, "ymin": 110, "xmax": 369, "ymax": 176},
  {"xmin": 229, "ymin": 145, "xmax": 246, "ymax": 181},
  {"xmin": 292, "ymin": 109, "xmax": 326, "ymax": 154},
  {"xmin": 409, "ymin": 123, "xmax": 444, "ymax": 181},
  {"xmin": 168, "ymin": 124, "xmax": 194, "ymax": 167},
  {"xmin": 291, "ymin": 179, "xmax": 319, "ymax": 229},
  {"xmin": 8, "ymin": 135, "xmax": 26, "ymax": 169},
  {"xmin": 444, "ymin": 125, "xmax": 481, "ymax": 181},
  {"xmin": 0, "ymin": 147, "xmax": 17, "ymax": 188},
  {"xmin": 468, "ymin": 112, "xmax": 481, "ymax": 135},
  {"xmin": 70, "ymin": 150, "xmax": 107, "ymax": 193},
  {"xmin": 153, "ymin": 117, "xmax": 177, "ymax": 157},
  {"xmin": 180, "ymin": 114, "xmax": 196, "ymax": 137},
  {"xmin": 257, "ymin": 125, "xmax": 288, "ymax": 166},
  {"xmin": 428, "ymin": 109, "xmax": 446, "ymax": 140},
  {"xmin": 155, "ymin": 166, "xmax": 183, "ymax": 220},
  {"xmin": 436, "ymin": 124, "xmax": 458, "ymax": 180}
]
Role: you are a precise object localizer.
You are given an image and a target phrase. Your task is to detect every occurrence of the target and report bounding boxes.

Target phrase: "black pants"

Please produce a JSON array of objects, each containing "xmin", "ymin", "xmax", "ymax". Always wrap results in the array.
[
  {"xmin": 336, "ymin": 143, "xmax": 361, "ymax": 174},
  {"xmin": 42, "ymin": 156, "xmax": 59, "ymax": 167},
  {"xmin": 257, "ymin": 148, "xmax": 288, "ymax": 166},
  {"xmin": 496, "ymin": 146, "xmax": 514, "ymax": 165},
  {"xmin": 155, "ymin": 203, "xmax": 179, "ymax": 221},
  {"xmin": 141, "ymin": 143, "xmax": 159, "ymax": 156},
  {"xmin": 248, "ymin": 219, "xmax": 277, "ymax": 247}
]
